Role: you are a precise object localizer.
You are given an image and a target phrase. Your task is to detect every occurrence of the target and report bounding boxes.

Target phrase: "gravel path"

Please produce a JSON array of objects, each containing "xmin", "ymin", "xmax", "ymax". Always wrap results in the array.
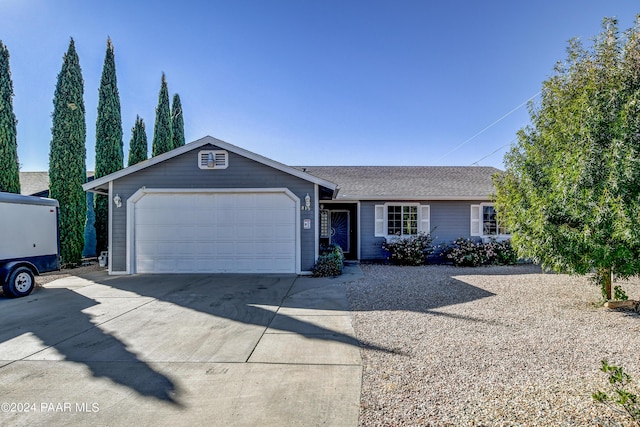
[
  {"xmin": 35, "ymin": 262, "xmax": 105, "ymax": 286},
  {"xmin": 346, "ymin": 264, "xmax": 640, "ymax": 426}
]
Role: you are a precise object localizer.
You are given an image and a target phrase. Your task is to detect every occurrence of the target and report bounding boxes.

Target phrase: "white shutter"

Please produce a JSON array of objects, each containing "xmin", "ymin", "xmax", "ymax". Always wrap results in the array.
[
  {"xmin": 470, "ymin": 205, "xmax": 481, "ymax": 236},
  {"xmin": 374, "ymin": 205, "xmax": 385, "ymax": 237},
  {"xmin": 420, "ymin": 205, "xmax": 430, "ymax": 234}
]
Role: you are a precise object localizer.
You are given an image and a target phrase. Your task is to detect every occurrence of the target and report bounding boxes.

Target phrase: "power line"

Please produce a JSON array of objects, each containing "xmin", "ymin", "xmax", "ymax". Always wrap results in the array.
[
  {"xmin": 470, "ymin": 138, "xmax": 516, "ymax": 166},
  {"xmin": 434, "ymin": 91, "xmax": 540, "ymax": 163}
]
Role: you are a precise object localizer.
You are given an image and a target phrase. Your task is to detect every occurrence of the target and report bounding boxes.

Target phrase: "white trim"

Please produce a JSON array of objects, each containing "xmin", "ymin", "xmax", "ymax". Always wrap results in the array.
[
  {"xmin": 356, "ymin": 202, "xmax": 361, "ymax": 260},
  {"xmin": 314, "ymin": 184, "xmax": 319, "ymax": 262},
  {"xmin": 108, "ymin": 181, "xmax": 113, "ymax": 274},
  {"xmin": 83, "ymin": 136, "xmax": 338, "ymax": 193},
  {"xmin": 470, "ymin": 204, "xmax": 481, "ymax": 237},
  {"xmin": 126, "ymin": 187, "xmax": 301, "ymax": 274},
  {"xmin": 374, "ymin": 205, "xmax": 385, "ymax": 237},
  {"xmin": 420, "ymin": 205, "xmax": 430, "ymax": 234}
]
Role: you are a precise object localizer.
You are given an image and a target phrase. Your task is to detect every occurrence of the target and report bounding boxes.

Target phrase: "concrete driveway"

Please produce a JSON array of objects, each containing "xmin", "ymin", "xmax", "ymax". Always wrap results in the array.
[{"xmin": 0, "ymin": 266, "xmax": 364, "ymax": 426}]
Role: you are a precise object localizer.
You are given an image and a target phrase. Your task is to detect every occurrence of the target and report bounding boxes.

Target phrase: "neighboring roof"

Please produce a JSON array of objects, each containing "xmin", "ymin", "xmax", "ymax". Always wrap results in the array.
[
  {"xmin": 83, "ymin": 136, "xmax": 338, "ymax": 194},
  {"xmin": 297, "ymin": 166, "xmax": 501, "ymax": 200},
  {"xmin": 19, "ymin": 172, "xmax": 49, "ymax": 196},
  {"xmin": 20, "ymin": 172, "xmax": 95, "ymax": 197}
]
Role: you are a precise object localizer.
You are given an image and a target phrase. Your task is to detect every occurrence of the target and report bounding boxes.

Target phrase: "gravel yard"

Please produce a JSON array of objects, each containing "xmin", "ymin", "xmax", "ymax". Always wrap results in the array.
[
  {"xmin": 34, "ymin": 261, "xmax": 105, "ymax": 286},
  {"xmin": 346, "ymin": 263, "xmax": 640, "ymax": 427}
]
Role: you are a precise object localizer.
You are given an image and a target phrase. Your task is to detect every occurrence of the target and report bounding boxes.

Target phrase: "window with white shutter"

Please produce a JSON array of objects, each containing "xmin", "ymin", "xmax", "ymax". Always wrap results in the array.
[{"xmin": 375, "ymin": 203, "xmax": 430, "ymax": 237}]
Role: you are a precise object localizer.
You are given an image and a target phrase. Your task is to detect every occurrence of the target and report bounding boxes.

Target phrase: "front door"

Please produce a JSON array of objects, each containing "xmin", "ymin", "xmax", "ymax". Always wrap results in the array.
[{"xmin": 330, "ymin": 210, "xmax": 350, "ymax": 254}]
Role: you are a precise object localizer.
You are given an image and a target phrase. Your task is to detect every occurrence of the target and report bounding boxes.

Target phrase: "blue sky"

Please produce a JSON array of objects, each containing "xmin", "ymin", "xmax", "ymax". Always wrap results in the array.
[{"xmin": 1, "ymin": 0, "xmax": 638, "ymax": 171}]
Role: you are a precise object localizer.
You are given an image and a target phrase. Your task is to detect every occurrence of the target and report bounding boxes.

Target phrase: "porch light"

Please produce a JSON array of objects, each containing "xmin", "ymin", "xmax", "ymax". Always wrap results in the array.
[
  {"xmin": 113, "ymin": 194, "xmax": 122, "ymax": 208},
  {"xmin": 207, "ymin": 152, "xmax": 214, "ymax": 168},
  {"xmin": 302, "ymin": 193, "xmax": 311, "ymax": 211}
]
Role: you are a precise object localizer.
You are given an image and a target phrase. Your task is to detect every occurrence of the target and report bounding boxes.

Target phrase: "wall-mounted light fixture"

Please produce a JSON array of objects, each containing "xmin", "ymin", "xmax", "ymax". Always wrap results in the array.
[
  {"xmin": 113, "ymin": 194, "xmax": 122, "ymax": 208},
  {"xmin": 302, "ymin": 193, "xmax": 311, "ymax": 211}
]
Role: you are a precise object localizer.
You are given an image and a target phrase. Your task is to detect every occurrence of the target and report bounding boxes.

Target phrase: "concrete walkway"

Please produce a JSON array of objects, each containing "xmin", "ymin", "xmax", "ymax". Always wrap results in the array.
[{"xmin": 0, "ymin": 265, "xmax": 364, "ymax": 426}]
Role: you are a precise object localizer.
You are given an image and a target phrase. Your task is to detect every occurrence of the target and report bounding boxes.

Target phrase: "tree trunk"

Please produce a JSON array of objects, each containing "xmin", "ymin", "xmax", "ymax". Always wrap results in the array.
[{"xmin": 598, "ymin": 267, "xmax": 613, "ymax": 300}]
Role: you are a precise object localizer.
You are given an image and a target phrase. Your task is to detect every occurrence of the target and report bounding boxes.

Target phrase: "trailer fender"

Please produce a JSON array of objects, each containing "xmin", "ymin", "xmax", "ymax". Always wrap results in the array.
[{"xmin": 0, "ymin": 261, "xmax": 39, "ymax": 284}]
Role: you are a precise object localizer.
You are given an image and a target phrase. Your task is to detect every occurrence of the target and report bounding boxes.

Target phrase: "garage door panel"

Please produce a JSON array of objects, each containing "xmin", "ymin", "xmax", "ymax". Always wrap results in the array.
[{"xmin": 134, "ymin": 192, "xmax": 297, "ymax": 273}]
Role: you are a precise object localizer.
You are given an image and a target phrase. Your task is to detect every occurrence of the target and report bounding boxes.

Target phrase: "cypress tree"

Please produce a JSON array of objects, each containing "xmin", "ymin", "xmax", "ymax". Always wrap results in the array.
[
  {"xmin": 152, "ymin": 73, "xmax": 172, "ymax": 156},
  {"xmin": 128, "ymin": 115, "xmax": 148, "ymax": 166},
  {"xmin": 94, "ymin": 37, "xmax": 123, "ymax": 254},
  {"xmin": 0, "ymin": 40, "xmax": 20, "ymax": 194},
  {"xmin": 170, "ymin": 93, "xmax": 185, "ymax": 148},
  {"xmin": 49, "ymin": 38, "xmax": 86, "ymax": 265}
]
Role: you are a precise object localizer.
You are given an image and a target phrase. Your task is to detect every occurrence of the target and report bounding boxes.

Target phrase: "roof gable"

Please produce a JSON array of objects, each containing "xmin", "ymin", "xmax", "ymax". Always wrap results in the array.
[{"xmin": 83, "ymin": 136, "xmax": 338, "ymax": 193}]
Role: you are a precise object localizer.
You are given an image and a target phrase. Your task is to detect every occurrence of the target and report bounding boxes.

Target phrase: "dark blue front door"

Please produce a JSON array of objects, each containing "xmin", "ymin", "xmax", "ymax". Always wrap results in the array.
[{"xmin": 331, "ymin": 211, "xmax": 350, "ymax": 253}]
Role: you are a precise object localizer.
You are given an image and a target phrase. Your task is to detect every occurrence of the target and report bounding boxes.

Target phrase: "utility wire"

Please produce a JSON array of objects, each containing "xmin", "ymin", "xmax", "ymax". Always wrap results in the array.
[
  {"xmin": 434, "ymin": 91, "xmax": 540, "ymax": 163},
  {"xmin": 470, "ymin": 138, "xmax": 516, "ymax": 166}
]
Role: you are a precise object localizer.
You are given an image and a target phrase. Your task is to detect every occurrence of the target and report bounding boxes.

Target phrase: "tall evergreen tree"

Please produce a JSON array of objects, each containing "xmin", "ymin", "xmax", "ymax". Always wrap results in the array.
[
  {"xmin": 94, "ymin": 37, "xmax": 123, "ymax": 254},
  {"xmin": 49, "ymin": 38, "xmax": 86, "ymax": 265},
  {"xmin": 170, "ymin": 93, "xmax": 185, "ymax": 148},
  {"xmin": 128, "ymin": 115, "xmax": 148, "ymax": 166},
  {"xmin": 152, "ymin": 73, "xmax": 172, "ymax": 156},
  {"xmin": 0, "ymin": 40, "xmax": 20, "ymax": 194}
]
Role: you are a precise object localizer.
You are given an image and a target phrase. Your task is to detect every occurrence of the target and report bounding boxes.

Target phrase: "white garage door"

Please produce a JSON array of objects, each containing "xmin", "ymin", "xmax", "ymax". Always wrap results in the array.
[{"xmin": 133, "ymin": 191, "xmax": 297, "ymax": 273}]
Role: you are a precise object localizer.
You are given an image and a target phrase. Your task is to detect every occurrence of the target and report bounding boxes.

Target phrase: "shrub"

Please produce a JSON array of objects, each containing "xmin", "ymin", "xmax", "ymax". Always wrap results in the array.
[
  {"xmin": 382, "ymin": 232, "xmax": 434, "ymax": 266},
  {"xmin": 593, "ymin": 359, "xmax": 640, "ymax": 425},
  {"xmin": 312, "ymin": 244, "xmax": 344, "ymax": 277},
  {"xmin": 444, "ymin": 238, "xmax": 518, "ymax": 267},
  {"xmin": 445, "ymin": 238, "xmax": 486, "ymax": 267}
]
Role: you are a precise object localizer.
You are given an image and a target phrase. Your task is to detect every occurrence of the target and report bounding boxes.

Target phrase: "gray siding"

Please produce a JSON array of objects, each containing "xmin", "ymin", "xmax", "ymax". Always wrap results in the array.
[
  {"xmin": 359, "ymin": 200, "xmax": 487, "ymax": 261},
  {"xmin": 110, "ymin": 144, "xmax": 317, "ymax": 272},
  {"xmin": 429, "ymin": 200, "xmax": 486, "ymax": 245}
]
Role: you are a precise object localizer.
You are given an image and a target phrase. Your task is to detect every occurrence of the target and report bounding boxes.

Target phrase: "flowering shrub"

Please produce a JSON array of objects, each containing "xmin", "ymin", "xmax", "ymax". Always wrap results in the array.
[
  {"xmin": 382, "ymin": 232, "xmax": 434, "ymax": 266},
  {"xmin": 313, "ymin": 244, "xmax": 344, "ymax": 277},
  {"xmin": 494, "ymin": 240, "xmax": 518, "ymax": 265},
  {"xmin": 445, "ymin": 238, "xmax": 486, "ymax": 266},
  {"xmin": 444, "ymin": 238, "xmax": 518, "ymax": 267}
]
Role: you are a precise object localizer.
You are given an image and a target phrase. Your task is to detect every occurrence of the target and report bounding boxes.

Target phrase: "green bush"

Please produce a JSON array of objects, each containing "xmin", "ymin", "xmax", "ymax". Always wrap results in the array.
[
  {"xmin": 593, "ymin": 359, "xmax": 640, "ymax": 425},
  {"xmin": 382, "ymin": 232, "xmax": 434, "ymax": 266},
  {"xmin": 312, "ymin": 245, "xmax": 344, "ymax": 277}
]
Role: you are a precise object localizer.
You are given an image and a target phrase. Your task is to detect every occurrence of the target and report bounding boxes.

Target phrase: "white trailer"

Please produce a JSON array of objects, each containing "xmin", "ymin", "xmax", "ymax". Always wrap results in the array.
[{"xmin": 0, "ymin": 192, "xmax": 60, "ymax": 297}]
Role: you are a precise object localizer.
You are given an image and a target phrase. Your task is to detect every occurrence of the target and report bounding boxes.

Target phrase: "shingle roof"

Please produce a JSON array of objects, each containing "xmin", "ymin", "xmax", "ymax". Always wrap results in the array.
[
  {"xmin": 296, "ymin": 166, "xmax": 501, "ymax": 200},
  {"xmin": 20, "ymin": 172, "xmax": 95, "ymax": 197},
  {"xmin": 19, "ymin": 172, "xmax": 50, "ymax": 196}
]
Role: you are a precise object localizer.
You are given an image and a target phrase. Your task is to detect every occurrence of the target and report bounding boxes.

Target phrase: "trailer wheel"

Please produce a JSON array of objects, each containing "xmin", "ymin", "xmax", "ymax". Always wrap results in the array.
[{"xmin": 3, "ymin": 266, "xmax": 35, "ymax": 298}]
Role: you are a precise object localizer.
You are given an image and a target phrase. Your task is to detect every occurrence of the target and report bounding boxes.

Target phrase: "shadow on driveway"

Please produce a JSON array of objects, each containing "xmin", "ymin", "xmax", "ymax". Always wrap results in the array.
[
  {"xmin": 0, "ymin": 287, "xmax": 179, "ymax": 404},
  {"xmin": 0, "ymin": 263, "xmax": 503, "ymax": 405}
]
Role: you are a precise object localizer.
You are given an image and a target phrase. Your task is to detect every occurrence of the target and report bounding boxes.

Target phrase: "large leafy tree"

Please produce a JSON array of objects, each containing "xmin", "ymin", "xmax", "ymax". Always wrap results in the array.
[
  {"xmin": 494, "ymin": 17, "xmax": 640, "ymax": 300},
  {"xmin": 152, "ymin": 73, "xmax": 172, "ymax": 156},
  {"xmin": 127, "ymin": 115, "xmax": 148, "ymax": 166},
  {"xmin": 94, "ymin": 38, "xmax": 123, "ymax": 254},
  {"xmin": 49, "ymin": 38, "xmax": 87, "ymax": 265},
  {"xmin": 170, "ymin": 93, "xmax": 185, "ymax": 148},
  {"xmin": 0, "ymin": 40, "xmax": 20, "ymax": 194}
]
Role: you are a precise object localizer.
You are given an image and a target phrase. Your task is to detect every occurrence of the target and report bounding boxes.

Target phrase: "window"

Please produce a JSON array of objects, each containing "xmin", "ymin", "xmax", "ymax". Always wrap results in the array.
[
  {"xmin": 388, "ymin": 205, "xmax": 417, "ymax": 235},
  {"xmin": 374, "ymin": 204, "xmax": 430, "ymax": 237},
  {"xmin": 471, "ymin": 204, "xmax": 509, "ymax": 237}
]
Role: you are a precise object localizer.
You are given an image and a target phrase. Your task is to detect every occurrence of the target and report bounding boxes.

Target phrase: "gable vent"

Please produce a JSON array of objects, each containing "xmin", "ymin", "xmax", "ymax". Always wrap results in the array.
[{"xmin": 198, "ymin": 150, "xmax": 228, "ymax": 170}]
